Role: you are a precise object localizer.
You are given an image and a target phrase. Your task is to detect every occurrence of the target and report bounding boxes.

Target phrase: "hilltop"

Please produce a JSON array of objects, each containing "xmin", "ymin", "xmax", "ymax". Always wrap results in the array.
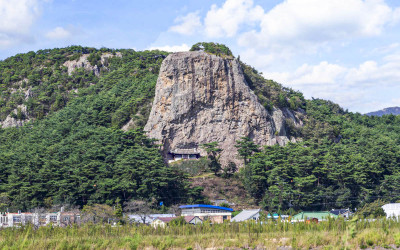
[{"xmin": 0, "ymin": 43, "xmax": 399, "ymax": 213}]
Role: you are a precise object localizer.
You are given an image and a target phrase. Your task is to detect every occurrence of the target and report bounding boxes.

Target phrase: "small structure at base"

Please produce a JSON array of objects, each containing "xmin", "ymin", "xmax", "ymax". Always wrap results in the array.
[
  {"xmin": 151, "ymin": 216, "xmax": 176, "ymax": 228},
  {"xmin": 167, "ymin": 148, "xmax": 201, "ymax": 163},
  {"xmin": 180, "ymin": 204, "xmax": 233, "ymax": 224},
  {"xmin": 330, "ymin": 209, "xmax": 352, "ymax": 218},
  {"xmin": 382, "ymin": 203, "xmax": 400, "ymax": 219},
  {"xmin": 127, "ymin": 213, "xmax": 175, "ymax": 224},
  {"xmin": 231, "ymin": 209, "xmax": 261, "ymax": 222},
  {"xmin": 184, "ymin": 216, "xmax": 202, "ymax": 225}
]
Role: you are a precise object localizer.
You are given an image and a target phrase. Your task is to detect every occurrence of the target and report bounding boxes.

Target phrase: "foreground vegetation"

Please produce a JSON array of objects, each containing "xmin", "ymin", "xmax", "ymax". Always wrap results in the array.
[{"xmin": 1, "ymin": 218, "xmax": 400, "ymax": 249}]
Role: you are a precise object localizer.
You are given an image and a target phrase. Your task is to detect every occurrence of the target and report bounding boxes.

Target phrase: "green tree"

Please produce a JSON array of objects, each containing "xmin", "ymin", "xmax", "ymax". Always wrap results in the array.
[
  {"xmin": 169, "ymin": 216, "xmax": 186, "ymax": 226},
  {"xmin": 0, "ymin": 193, "xmax": 10, "ymax": 211},
  {"xmin": 190, "ymin": 42, "xmax": 233, "ymax": 57},
  {"xmin": 81, "ymin": 204, "xmax": 116, "ymax": 224},
  {"xmin": 201, "ymin": 142, "xmax": 222, "ymax": 175},
  {"xmin": 357, "ymin": 199, "xmax": 386, "ymax": 218},
  {"xmin": 235, "ymin": 137, "xmax": 259, "ymax": 166},
  {"xmin": 114, "ymin": 198, "xmax": 123, "ymax": 219},
  {"xmin": 222, "ymin": 161, "xmax": 237, "ymax": 178}
]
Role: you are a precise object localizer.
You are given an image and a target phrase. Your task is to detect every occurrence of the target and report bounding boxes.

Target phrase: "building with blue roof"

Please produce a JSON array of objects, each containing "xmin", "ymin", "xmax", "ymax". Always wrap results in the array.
[{"xmin": 179, "ymin": 204, "xmax": 233, "ymax": 223}]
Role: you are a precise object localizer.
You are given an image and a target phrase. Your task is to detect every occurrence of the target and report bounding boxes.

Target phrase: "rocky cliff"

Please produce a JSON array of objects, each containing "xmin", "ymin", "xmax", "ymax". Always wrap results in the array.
[{"xmin": 144, "ymin": 51, "xmax": 302, "ymax": 166}]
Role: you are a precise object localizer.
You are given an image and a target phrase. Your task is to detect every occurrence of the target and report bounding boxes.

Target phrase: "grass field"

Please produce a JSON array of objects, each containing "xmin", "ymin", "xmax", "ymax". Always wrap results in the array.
[{"xmin": 1, "ymin": 218, "xmax": 400, "ymax": 249}]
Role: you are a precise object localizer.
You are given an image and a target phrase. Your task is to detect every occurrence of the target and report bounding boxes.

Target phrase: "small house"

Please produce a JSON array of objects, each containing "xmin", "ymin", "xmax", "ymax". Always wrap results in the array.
[
  {"xmin": 127, "ymin": 213, "xmax": 175, "ymax": 224},
  {"xmin": 231, "ymin": 209, "xmax": 261, "ymax": 222},
  {"xmin": 59, "ymin": 212, "xmax": 80, "ymax": 227},
  {"xmin": 184, "ymin": 216, "xmax": 202, "ymax": 224},
  {"xmin": 180, "ymin": 204, "xmax": 233, "ymax": 224},
  {"xmin": 151, "ymin": 216, "xmax": 176, "ymax": 228},
  {"xmin": 168, "ymin": 148, "xmax": 201, "ymax": 163},
  {"xmin": 330, "ymin": 209, "xmax": 352, "ymax": 218},
  {"xmin": 382, "ymin": 203, "xmax": 400, "ymax": 218}
]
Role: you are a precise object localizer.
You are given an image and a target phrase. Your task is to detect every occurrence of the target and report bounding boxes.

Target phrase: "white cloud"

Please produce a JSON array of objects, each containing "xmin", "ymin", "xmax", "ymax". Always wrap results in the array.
[
  {"xmin": 148, "ymin": 43, "xmax": 190, "ymax": 52},
  {"xmin": 290, "ymin": 62, "xmax": 347, "ymax": 85},
  {"xmin": 268, "ymin": 57, "xmax": 400, "ymax": 89},
  {"xmin": 370, "ymin": 43, "xmax": 400, "ymax": 55},
  {"xmin": 0, "ymin": 0, "xmax": 46, "ymax": 48},
  {"xmin": 265, "ymin": 55, "xmax": 400, "ymax": 112},
  {"xmin": 204, "ymin": 0, "xmax": 264, "ymax": 38},
  {"xmin": 393, "ymin": 6, "xmax": 400, "ymax": 24},
  {"xmin": 45, "ymin": 27, "xmax": 73, "ymax": 40},
  {"xmin": 239, "ymin": 0, "xmax": 400, "ymax": 50},
  {"xmin": 166, "ymin": 0, "xmax": 264, "ymax": 38},
  {"xmin": 169, "ymin": 12, "xmax": 202, "ymax": 35}
]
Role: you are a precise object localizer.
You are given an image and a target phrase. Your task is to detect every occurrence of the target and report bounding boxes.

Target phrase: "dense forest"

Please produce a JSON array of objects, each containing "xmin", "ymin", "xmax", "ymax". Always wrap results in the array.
[
  {"xmin": 241, "ymin": 99, "xmax": 400, "ymax": 212},
  {"xmin": 0, "ymin": 47, "xmax": 204, "ymax": 210},
  {"xmin": 0, "ymin": 43, "xmax": 399, "ymax": 213}
]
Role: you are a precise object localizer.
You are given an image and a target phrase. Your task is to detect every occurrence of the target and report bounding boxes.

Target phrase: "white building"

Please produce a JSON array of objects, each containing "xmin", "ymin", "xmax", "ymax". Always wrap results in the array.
[
  {"xmin": 180, "ymin": 204, "xmax": 233, "ymax": 224},
  {"xmin": 151, "ymin": 217, "xmax": 176, "ymax": 228},
  {"xmin": 231, "ymin": 209, "xmax": 261, "ymax": 222},
  {"xmin": 167, "ymin": 149, "xmax": 201, "ymax": 163},
  {"xmin": 127, "ymin": 214, "xmax": 175, "ymax": 224},
  {"xmin": 0, "ymin": 211, "xmax": 79, "ymax": 228},
  {"xmin": 382, "ymin": 203, "xmax": 400, "ymax": 218}
]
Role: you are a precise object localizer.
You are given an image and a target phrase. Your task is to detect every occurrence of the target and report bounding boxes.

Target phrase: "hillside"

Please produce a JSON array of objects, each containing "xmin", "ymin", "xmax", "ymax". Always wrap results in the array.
[
  {"xmin": 366, "ymin": 106, "xmax": 400, "ymax": 116},
  {"xmin": 0, "ymin": 43, "xmax": 400, "ymax": 213}
]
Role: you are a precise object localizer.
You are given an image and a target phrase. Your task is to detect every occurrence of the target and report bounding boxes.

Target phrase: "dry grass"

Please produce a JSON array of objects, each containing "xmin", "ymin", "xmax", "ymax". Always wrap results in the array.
[{"xmin": 1, "ymin": 219, "xmax": 400, "ymax": 249}]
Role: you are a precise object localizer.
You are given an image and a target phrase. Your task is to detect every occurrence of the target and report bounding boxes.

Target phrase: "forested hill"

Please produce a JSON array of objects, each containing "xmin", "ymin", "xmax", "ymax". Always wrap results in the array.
[
  {"xmin": 0, "ymin": 43, "xmax": 399, "ymax": 213},
  {"xmin": 366, "ymin": 107, "xmax": 400, "ymax": 116}
]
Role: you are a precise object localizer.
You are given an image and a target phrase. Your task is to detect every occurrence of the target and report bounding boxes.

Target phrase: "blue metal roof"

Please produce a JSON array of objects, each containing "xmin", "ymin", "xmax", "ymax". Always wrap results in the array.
[{"xmin": 179, "ymin": 204, "xmax": 233, "ymax": 212}]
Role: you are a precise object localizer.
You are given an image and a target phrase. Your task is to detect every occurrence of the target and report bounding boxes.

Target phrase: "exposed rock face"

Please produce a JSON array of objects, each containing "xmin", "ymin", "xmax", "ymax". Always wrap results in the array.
[
  {"xmin": 0, "ymin": 104, "xmax": 30, "ymax": 128},
  {"xmin": 1, "ymin": 53, "xmax": 123, "ymax": 129},
  {"xmin": 145, "ymin": 51, "xmax": 301, "ymax": 167},
  {"xmin": 63, "ymin": 52, "xmax": 122, "ymax": 76},
  {"xmin": 1, "ymin": 86, "xmax": 32, "ymax": 128}
]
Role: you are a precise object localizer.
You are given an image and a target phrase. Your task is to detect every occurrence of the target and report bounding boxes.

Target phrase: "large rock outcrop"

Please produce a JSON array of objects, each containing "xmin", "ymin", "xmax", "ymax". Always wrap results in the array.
[{"xmin": 144, "ymin": 51, "xmax": 301, "ymax": 166}]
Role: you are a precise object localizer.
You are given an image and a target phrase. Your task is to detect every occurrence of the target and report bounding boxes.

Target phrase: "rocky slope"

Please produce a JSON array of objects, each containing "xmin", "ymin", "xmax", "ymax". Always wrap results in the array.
[
  {"xmin": 0, "ymin": 52, "xmax": 120, "ymax": 128},
  {"xmin": 63, "ymin": 52, "xmax": 121, "ymax": 77},
  {"xmin": 144, "ymin": 51, "xmax": 302, "ymax": 166}
]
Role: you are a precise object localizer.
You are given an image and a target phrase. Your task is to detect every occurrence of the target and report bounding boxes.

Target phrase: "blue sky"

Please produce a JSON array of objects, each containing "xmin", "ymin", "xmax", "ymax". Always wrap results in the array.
[{"xmin": 1, "ymin": 0, "xmax": 400, "ymax": 113}]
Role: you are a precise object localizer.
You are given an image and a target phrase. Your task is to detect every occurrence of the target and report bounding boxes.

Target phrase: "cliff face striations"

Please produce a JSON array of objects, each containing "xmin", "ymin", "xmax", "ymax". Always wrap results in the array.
[{"xmin": 144, "ymin": 51, "xmax": 301, "ymax": 166}]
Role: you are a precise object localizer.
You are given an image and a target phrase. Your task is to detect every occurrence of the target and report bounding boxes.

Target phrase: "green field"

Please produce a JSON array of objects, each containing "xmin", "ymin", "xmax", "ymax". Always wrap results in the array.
[{"xmin": 1, "ymin": 218, "xmax": 400, "ymax": 249}]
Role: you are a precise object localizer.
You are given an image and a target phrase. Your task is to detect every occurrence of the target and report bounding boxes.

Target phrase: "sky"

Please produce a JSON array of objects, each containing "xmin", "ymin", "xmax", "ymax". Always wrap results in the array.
[{"xmin": 1, "ymin": 0, "xmax": 400, "ymax": 113}]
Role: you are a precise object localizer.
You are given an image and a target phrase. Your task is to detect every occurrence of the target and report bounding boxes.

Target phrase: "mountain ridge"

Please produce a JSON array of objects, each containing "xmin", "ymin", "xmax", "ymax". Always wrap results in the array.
[{"xmin": 366, "ymin": 106, "xmax": 400, "ymax": 116}]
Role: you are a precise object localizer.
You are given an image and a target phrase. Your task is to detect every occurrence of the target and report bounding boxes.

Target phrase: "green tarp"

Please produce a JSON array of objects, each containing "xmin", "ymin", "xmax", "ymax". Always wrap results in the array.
[{"xmin": 292, "ymin": 211, "xmax": 338, "ymax": 221}]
